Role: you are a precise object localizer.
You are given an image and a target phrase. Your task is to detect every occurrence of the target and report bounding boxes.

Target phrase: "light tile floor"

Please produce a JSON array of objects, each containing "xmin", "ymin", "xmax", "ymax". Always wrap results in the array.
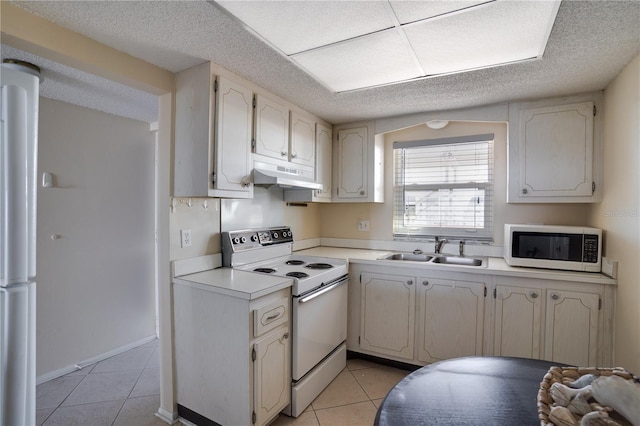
[
  {"xmin": 36, "ymin": 339, "xmax": 167, "ymax": 426},
  {"xmin": 271, "ymin": 359, "xmax": 411, "ymax": 426},
  {"xmin": 36, "ymin": 340, "xmax": 411, "ymax": 426}
]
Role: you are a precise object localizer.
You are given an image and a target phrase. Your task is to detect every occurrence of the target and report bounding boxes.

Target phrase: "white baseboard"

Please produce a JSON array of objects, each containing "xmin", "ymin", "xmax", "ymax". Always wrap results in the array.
[
  {"xmin": 155, "ymin": 407, "xmax": 179, "ymax": 425},
  {"xmin": 36, "ymin": 334, "xmax": 157, "ymax": 385}
]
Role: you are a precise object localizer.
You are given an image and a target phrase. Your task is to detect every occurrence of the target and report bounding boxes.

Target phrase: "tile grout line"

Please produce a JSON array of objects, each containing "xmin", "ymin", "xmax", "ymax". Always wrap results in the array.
[{"xmin": 111, "ymin": 367, "xmax": 148, "ymax": 426}]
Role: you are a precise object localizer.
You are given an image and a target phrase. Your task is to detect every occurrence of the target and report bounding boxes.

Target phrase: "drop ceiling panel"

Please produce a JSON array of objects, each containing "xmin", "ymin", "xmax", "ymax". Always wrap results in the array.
[
  {"xmin": 292, "ymin": 28, "xmax": 422, "ymax": 93},
  {"xmin": 216, "ymin": 0, "xmax": 395, "ymax": 55},
  {"xmin": 389, "ymin": 0, "xmax": 490, "ymax": 24},
  {"xmin": 406, "ymin": 1, "xmax": 560, "ymax": 75}
]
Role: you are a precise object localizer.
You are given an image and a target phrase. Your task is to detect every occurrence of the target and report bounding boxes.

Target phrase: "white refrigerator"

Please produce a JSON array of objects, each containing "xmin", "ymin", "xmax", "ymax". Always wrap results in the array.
[{"xmin": 1, "ymin": 60, "xmax": 41, "ymax": 426}]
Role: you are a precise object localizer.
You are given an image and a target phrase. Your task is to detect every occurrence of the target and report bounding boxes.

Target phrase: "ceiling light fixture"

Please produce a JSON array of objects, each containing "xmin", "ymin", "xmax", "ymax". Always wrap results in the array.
[
  {"xmin": 215, "ymin": 0, "xmax": 561, "ymax": 93},
  {"xmin": 426, "ymin": 120, "xmax": 449, "ymax": 130}
]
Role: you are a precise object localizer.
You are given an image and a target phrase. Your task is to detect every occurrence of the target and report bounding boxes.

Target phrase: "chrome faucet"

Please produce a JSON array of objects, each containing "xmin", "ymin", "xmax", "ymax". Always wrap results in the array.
[{"xmin": 434, "ymin": 237, "xmax": 448, "ymax": 254}]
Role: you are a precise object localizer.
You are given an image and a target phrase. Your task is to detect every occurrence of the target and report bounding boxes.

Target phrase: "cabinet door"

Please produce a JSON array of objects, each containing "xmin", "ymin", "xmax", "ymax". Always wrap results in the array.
[
  {"xmin": 494, "ymin": 285, "xmax": 542, "ymax": 359},
  {"xmin": 253, "ymin": 326, "xmax": 290, "ymax": 426},
  {"xmin": 289, "ymin": 112, "xmax": 315, "ymax": 168},
  {"xmin": 360, "ymin": 272, "xmax": 415, "ymax": 360},
  {"xmin": 314, "ymin": 123, "xmax": 332, "ymax": 201},
  {"xmin": 517, "ymin": 101, "xmax": 594, "ymax": 198},
  {"xmin": 214, "ymin": 76, "xmax": 253, "ymax": 195},
  {"xmin": 336, "ymin": 127, "xmax": 368, "ymax": 199},
  {"xmin": 417, "ymin": 278, "xmax": 485, "ymax": 363},
  {"xmin": 544, "ymin": 290, "xmax": 599, "ymax": 366},
  {"xmin": 254, "ymin": 95, "xmax": 289, "ymax": 161}
]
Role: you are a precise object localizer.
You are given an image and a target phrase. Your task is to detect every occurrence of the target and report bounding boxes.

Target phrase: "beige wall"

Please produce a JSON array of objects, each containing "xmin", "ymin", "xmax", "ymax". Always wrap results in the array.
[
  {"xmin": 320, "ymin": 120, "xmax": 591, "ymax": 247},
  {"xmin": 36, "ymin": 98, "xmax": 156, "ymax": 376},
  {"xmin": 589, "ymin": 55, "xmax": 640, "ymax": 372}
]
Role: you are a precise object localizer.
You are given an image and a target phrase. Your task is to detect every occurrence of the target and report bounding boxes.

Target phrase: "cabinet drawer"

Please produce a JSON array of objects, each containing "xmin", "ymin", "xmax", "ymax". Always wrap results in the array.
[{"xmin": 254, "ymin": 297, "xmax": 289, "ymax": 337}]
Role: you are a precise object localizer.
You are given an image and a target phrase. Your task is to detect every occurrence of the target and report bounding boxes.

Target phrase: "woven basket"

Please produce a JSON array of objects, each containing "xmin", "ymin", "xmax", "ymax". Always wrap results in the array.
[{"xmin": 537, "ymin": 366, "xmax": 637, "ymax": 426}]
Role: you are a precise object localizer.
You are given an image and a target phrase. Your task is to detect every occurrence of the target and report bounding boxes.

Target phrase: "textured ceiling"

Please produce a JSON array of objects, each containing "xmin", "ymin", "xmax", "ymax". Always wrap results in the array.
[
  {"xmin": 1, "ymin": 45, "xmax": 158, "ymax": 123},
  {"xmin": 4, "ymin": 0, "xmax": 640, "ymax": 125}
]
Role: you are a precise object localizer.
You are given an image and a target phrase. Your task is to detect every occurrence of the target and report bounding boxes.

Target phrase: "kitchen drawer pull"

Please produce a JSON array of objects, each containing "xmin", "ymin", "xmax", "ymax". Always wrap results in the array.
[
  {"xmin": 551, "ymin": 293, "xmax": 560, "ymax": 300},
  {"xmin": 266, "ymin": 313, "xmax": 281, "ymax": 322},
  {"xmin": 530, "ymin": 292, "xmax": 538, "ymax": 299},
  {"xmin": 422, "ymin": 281, "xmax": 429, "ymax": 286},
  {"xmin": 281, "ymin": 151, "xmax": 287, "ymax": 157},
  {"xmin": 407, "ymin": 280, "xmax": 413, "ymax": 286}
]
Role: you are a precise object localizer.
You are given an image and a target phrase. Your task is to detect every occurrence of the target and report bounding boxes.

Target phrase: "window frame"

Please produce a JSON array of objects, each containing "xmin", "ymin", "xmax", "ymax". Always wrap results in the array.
[{"xmin": 393, "ymin": 133, "xmax": 494, "ymax": 241}]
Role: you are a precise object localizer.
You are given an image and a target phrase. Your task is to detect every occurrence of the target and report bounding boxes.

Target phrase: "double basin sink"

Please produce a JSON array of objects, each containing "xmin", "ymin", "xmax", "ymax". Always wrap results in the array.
[{"xmin": 379, "ymin": 252, "xmax": 486, "ymax": 267}]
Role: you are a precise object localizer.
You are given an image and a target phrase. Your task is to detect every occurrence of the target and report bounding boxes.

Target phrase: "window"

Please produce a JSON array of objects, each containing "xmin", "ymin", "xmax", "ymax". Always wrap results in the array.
[{"xmin": 393, "ymin": 134, "xmax": 494, "ymax": 240}]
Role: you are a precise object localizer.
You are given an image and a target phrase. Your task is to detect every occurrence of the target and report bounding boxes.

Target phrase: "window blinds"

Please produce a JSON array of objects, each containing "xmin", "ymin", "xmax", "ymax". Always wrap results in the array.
[{"xmin": 393, "ymin": 133, "xmax": 494, "ymax": 240}]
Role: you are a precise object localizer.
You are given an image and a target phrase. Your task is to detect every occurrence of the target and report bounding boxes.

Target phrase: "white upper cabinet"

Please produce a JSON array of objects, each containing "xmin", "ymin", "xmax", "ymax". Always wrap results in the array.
[
  {"xmin": 314, "ymin": 123, "xmax": 333, "ymax": 201},
  {"xmin": 174, "ymin": 62, "xmax": 253, "ymax": 198},
  {"xmin": 254, "ymin": 94, "xmax": 289, "ymax": 161},
  {"xmin": 283, "ymin": 122, "xmax": 332, "ymax": 203},
  {"xmin": 289, "ymin": 111, "xmax": 315, "ymax": 169},
  {"xmin": 507, "ymin": 93, "xmax": 603, "ymax": 203},
  {"xmin": 333, "ymin": 122, "xmax": 384, "ymax": 203}
]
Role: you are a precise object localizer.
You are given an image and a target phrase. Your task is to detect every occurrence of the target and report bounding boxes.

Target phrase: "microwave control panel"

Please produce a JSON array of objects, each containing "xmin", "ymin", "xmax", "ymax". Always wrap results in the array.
[{"xmin": 583, "ymin": 234, "xmax": 600, "ymax": 263}]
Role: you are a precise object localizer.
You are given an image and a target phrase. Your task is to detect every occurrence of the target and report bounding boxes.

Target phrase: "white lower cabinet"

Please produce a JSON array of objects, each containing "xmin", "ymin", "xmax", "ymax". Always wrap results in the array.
[
  {"xmin": 544, "ymin": 289, "xmax": 600, "ymax": 366},
  {"xmin": 253, "ymin": 325, "xmax": 290, "ymax": 426},
  {"xmin": 493, "ymin": 285, "xmax": 543, "ymax": 359},
  {"xmin": 349, "ymin": 264, "xmax": 614, "ymax": 368},
  {"xmin": 493, "ymin": 277, "xmax": 610, "ymax": 367},
  {"xmin": 417, "ymin": 278, "xmax": 485, "ymax": 363},
  {"xmin": 360, "ymin": 272, "xmax": 415, "ymax": 360},
  {"xmin": 173, "ymin": 284, "xmax": 290, "ymax": 426},
  {"xmin": 355, "ymin": 268, "xmax": 486, "ymax": 365}
]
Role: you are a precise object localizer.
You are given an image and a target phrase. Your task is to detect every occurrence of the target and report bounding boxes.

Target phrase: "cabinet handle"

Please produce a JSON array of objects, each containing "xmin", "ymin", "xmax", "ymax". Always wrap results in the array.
[
  {"xmin": 522, "ymin": 188, "xmax": 528, "ymax": 195},
  {"xmin": 280, "ymin": 332, "xmax": 289, "ymax": 343},
  {"xmin": 265, "ymin": 313, "xmax": 280, "ymax": 322},
  {"xmin": 407, "ymin": 280, "xmax": 413, "ymax": 286},
  {"xmin": 240, "ymin": 176, "xmax": 251, "ymax": 188},
  {"xmin": 291, "ymin": 153, "xmax": 297, "ymax": 158},
  {"xmin": 422, "ymin": 281, "xmax": 429, "ymax": 286},
  {"xmin": 551, "ymin": 293, "xmax": 560, "ymax": 300},
  {"xmin": 530, "ymin": 292, "xmax": 538, "ymax": 299},
  {"xmin": 281, "ymin": 151, "xmax": 287, "ymax": 157},
  {"xmin": 359, "ymin": 190, "xmax": 365, "ymax": 196}
]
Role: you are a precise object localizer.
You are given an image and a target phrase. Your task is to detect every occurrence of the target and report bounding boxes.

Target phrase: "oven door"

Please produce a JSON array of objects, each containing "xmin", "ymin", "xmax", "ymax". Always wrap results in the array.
[{"xmin": 292, "ymin": 275, "xmax": 348, "ymax": 382}]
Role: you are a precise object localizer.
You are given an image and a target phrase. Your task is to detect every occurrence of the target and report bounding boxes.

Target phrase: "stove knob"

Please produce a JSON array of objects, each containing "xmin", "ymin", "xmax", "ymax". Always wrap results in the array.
[
  {"xmin": 233, "ymin": 237, "xmax": 240, "ymax": 244},
  {"xmin": 240, "ymin": 236, "xmax": 247, "ymax": 243},
  {"xmin": 251, "ymin": 235, "xmax": 258, "ymax": 242},
  {"xmin": 273, "ymin": 232, "xmax": 279, "ymax": 239}
]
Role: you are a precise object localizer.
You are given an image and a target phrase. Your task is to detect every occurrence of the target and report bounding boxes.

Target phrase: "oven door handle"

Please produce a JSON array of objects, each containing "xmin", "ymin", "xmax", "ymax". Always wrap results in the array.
[{"xmin": 298, "ymin": 277, "xmax": 348, "ymax": 304}]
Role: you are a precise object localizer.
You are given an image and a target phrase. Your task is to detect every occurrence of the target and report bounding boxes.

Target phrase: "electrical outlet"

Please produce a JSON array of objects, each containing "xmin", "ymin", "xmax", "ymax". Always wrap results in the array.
[
  {"xmin": 180, "ymin": 229, "xmax": 192, "ymax": 248},
  {"xmin": 358, "ymin": 220, "xmax": 370, "ymax": 232}
]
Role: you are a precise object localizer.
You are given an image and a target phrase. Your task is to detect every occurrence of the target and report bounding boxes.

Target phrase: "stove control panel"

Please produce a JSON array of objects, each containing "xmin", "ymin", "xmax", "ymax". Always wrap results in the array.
[{"xmin": 223, "ymin": 227, "xmax": 293, "ymax": 252}]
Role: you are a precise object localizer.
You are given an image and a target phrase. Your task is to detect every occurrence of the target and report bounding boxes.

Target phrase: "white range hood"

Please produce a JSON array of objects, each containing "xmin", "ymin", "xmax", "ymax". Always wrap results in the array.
[{"xmin": 253, "ymin": 160, "xmax": 322, "ymax": 191}]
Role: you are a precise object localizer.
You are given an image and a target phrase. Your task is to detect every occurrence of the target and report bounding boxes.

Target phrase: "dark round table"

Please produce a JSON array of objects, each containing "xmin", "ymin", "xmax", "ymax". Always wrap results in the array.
[{"xmin": 375, "ymin": 356, "xmax": 564, "ymax": 426}]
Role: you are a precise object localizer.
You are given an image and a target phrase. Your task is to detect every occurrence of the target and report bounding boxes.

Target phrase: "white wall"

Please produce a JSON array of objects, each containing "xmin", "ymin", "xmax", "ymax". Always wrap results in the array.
[
  {"xmin": 36, "ymin": 98, "xmax": 156, "ymax": 377},
  {"xmin": 589, "ymin": 55, "xmax": 640, "ymax": 372}
]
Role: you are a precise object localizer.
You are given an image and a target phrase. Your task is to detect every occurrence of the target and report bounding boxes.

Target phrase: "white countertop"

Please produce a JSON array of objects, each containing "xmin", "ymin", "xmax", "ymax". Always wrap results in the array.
[
  {"xmin": 294, "ymin": 246, "xmax": 617, "ymax": 285},
  {"xmin": 174, "ymin": 268, "xmax": 293, "ymax": 300}
]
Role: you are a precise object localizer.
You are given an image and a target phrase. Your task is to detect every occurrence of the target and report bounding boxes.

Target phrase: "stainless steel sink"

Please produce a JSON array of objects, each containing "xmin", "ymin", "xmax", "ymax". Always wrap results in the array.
[
  {"xmin": 382, "ymin": 253, "xmax": 433, "ymax": 262},
  {"xmin": 431, "ymin": 256, "xmax": 484, "ymax": 266},
  {"xmin": 379, "ymin": 253, "xmax": 485, "ymax": 267}
]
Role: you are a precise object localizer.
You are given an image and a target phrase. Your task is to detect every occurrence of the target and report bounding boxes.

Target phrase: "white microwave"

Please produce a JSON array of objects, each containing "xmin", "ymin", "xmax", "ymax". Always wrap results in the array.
[{"xmin": 504, "ymin": 224, "xmax": 602, "ymax": 272}]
